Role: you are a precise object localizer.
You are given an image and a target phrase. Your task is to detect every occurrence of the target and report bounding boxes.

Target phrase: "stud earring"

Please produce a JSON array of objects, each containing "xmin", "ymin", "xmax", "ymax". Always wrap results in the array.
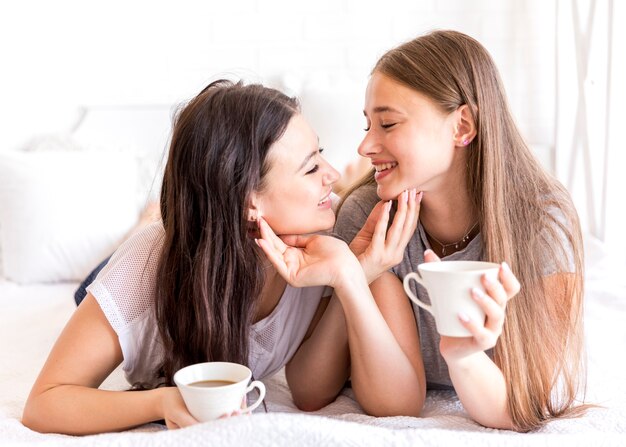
[{"xmin": 463, "ymin": 139, "xmax": 470, "ymax": 146}]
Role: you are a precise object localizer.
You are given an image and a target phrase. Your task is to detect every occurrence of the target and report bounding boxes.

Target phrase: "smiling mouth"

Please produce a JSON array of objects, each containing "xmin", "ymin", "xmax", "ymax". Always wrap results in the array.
[
  {"xmin": 374, "ymin": 162, "xmax": 398, "ymax": 173},
  {"xmin": 318, "ymin": 190, "xmax": 332, "ymax": 206}
]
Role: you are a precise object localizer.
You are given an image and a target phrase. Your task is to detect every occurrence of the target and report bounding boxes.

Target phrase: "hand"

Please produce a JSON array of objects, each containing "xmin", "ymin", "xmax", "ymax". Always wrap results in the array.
[
  {"xmin": 256, "ymin": 217, "xmax": 360, "ymax": 289},
  {"xmin": 422, "ymin": 250, "xmax": 521, "ymax": 363},
  {"xmin": 160, "ymin": 387, "xmax": 199, "ymax": 430},
  {"xmin": 350, "ymin": 189, "xmax": 422, "ymax": 283}
]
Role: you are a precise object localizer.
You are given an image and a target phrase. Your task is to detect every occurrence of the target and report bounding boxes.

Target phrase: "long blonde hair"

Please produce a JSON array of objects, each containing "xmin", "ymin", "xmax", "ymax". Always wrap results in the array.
[{"xmin": 345, "ymin": 30, "xmax": 588, "ymax": 431}]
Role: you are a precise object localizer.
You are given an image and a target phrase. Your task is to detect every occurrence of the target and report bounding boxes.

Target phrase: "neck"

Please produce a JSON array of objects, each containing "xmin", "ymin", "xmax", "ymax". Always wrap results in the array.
[{"xmin": 419, "ymin": 159, "xmax": 477, "ymax": 245}]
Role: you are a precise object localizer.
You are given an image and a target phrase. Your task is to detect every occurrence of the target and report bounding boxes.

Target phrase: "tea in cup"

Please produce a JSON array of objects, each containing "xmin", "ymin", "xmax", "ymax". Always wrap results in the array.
[
  {"xmin": 403, "ymin": 261, "xmax": 500, "ymax": 337},
  {"xmin": 173, "ymin": 361, "xmax": 266, "ymax": 422}
]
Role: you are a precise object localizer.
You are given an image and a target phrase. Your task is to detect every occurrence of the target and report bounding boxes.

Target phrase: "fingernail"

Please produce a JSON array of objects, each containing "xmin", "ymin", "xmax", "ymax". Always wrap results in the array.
[
  {"xmin": 424, "ymin": 249, "xmax": 434, "ymax": 256},
  {"xmin": 483, "ymin": 274, "xmax": 496, "ymax": 286},
  {"xmin": 254, "ymin": 239, "xmax": 260, "ymax": 246},
  {"xmin": 403, "ymin": 190, "xmax": 409, "ymax": 203},
  {"xmin": 416, "ymin": 191, "xmax": 423, "ymax": 203},
  {"xmin": 410, "ymin": 188, "xmax": 416, "ymax": 200},
  {"xmin": 385, "ymin": 200, "xmax": 392, "ymax": 212},
  {"xmin": 459, "ymin": 313, "xmax": 470, "ymax": 323},
  {"xmin": 502, "ymin": 261, "xmax": 511, "ymax": 273},
  {"xmin": 472, "ymin": 287, "xmax": 486, "ymax": 300}
]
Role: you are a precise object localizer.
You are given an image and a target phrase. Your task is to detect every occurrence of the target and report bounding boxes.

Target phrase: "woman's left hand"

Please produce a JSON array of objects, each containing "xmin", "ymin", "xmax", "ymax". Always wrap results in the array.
[
  {"xmin": 256, "ymin": 217, "xmax": 360, "ymax": 289},
  {"xmin": 422, "ymin": 250, "xmax": 521, "ymax": 362}
]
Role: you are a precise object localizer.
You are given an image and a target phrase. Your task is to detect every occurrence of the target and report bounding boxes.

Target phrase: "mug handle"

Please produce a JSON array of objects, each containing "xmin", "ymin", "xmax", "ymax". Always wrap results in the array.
[
  {"xmin": 241, "ymin": 380, "xmax": 266, "ymax": 414},
  {"xmin": 403, "ymin": 272, "xmax": 434, "ymax": 316}
]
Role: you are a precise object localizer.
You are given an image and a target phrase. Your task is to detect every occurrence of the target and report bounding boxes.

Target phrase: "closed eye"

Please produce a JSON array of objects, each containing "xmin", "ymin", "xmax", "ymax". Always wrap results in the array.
[
  {"xmin": 305, "ymin": 165, "xmax": 319, "ymax": 175},
  {"xmin": 381, "ymin": 123, "xmax": 397, "ymax": 129}
]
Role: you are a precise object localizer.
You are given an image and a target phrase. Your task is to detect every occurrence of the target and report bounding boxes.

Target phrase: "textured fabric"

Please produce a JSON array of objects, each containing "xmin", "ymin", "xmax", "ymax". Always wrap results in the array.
[
  {"xmin": 75, "ymin": 257, "xmax": 111, "ymax": 306},
  {"xmin": 87, "ymin": 221, "xmax": 326, "ymax": 387}
]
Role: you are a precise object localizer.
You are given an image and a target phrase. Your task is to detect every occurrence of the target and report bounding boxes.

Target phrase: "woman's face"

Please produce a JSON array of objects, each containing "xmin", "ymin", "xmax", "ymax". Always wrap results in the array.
[
  {"xmin": 358, "ymin": 72, "xmax": 460, "ymax": 201},
  {"xmin": 254, "ymin": 113, "xmax": 340, "ymax": 235}
]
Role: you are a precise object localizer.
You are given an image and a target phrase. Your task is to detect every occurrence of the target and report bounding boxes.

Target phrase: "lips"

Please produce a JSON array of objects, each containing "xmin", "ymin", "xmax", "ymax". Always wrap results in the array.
[
  {"xmin": 318, "ymin": 189, "xmax": 332, "ymax": 207},
  {"xmin": 373, "ymin": 161, "xmax": 398, "ymax": 181}
]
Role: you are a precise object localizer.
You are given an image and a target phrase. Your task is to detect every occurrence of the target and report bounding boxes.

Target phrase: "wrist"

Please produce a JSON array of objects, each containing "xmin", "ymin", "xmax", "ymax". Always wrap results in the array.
[{"xmin": 442, "ymin": 350, "xmax": 482, "ymax": 371}]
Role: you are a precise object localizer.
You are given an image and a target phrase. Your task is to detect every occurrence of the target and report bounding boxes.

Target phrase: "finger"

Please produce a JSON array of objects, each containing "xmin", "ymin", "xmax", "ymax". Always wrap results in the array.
[
  {"xmin": 258, "ymin": 217, "xmax": 287, "ymax": 254},
  {"xmin": 481, "ymin": 273, "xmax": 508, "ymax": 307},
  {"xmin": 423, "ymin": 249, "xmax": 441, "ymax": 263},
  {"xmin": 166, "ymin": 421, "xmax": 180, "ymax": 430},
  {"xmin": 498, "ymin": 262, "xmax": 521, "ymax": 299},
  {"xmin": 386, "ymin": 190, "xmax": 409, "ymax": 248},
  {"xmin": 371, "ymin": 200, "xmax": 392, "ymax": 247},
  {"xmin": 458, "ymin": 313, "xmax": 497, "ymax": 348},
  {"xmin": 256, "ymin": 238, "xmax": 290, "ymax": 277},
  {"xmin": 399, "ymin": 190, "xmax": 421, "ymax": 246},
  {"xmin": 471, "ymin": 287, "xmax": 505, "ymax": 332}
]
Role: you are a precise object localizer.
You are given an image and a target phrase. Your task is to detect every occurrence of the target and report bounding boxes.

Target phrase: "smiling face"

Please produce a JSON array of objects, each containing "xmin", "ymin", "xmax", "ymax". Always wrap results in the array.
[
  {"xmin": 358, "ymin": 72, "xmax": 464, "ymax": 201},
  {"xmin": 253, "ymin": 113, "xmax": 340, "ymax": 235}
]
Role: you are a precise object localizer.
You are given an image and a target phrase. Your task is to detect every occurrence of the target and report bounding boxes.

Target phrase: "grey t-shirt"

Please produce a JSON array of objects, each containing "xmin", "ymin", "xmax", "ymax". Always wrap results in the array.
[{"xmin": 333, "ymin": 183, "xmax": 485, "ymax": 389}]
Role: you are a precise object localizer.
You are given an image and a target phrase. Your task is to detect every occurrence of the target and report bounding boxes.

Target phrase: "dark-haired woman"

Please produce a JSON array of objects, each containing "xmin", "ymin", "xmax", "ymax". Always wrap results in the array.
[{"xmin": 22, "ymin": 80, "xmax": 420, "ymax": 434}]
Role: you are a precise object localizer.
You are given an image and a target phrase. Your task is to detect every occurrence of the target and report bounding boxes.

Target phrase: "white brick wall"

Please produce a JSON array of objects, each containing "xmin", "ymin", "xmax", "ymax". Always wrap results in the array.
[{"xmin": 0, "ymin": 0, "xmax": 556, "ymax": 160}]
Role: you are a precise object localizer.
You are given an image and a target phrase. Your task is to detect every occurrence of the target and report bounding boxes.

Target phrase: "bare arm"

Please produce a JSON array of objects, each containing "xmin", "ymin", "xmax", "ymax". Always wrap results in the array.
[
  {"xmin": 285, "ymin": 295, "xmax": 350, "ymax": 411},
  {"xmin": 22, "ymin": 293, "xmax": 196, "ymax": 435},
  {"xmin": 345, "ymin": 271, "xmax": 426, "ymax": 416},
  {"xmin": 423, "ymin": 250, "xmax": 520, "ymax": 430},
  {"xmin": 270, "ymin": 190, "xmax": 421, "ymax": 412}
]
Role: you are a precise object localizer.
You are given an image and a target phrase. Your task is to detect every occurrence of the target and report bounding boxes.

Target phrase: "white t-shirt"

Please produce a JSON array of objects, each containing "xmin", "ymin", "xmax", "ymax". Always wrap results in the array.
[{"xmin": 87, "ymin": 221, "xmax": 328, "ymax": 387}]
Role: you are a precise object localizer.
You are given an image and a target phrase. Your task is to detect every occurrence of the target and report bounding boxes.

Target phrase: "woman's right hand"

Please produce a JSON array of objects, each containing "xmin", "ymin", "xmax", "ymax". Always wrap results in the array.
[
  {"xmin": 256, "ymin": 217, "xmax": 361, "ymax": 289},
  {"xmin": 160, "ymin": 387, "xmax": 199, "ymax": 430},
  {"xmin": 350, "ymin": 189, "xmax": 422, "ymax": 284}
]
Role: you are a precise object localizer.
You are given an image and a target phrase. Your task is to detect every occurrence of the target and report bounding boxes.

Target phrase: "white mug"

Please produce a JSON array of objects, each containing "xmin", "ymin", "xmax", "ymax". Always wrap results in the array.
[
  {"xmin": 403, "ymin": 261, "xmax": 500, "ymax": 337},
  {"xmin": 173, "ymin": 361, "xmax": 266, "ymax": 422}
]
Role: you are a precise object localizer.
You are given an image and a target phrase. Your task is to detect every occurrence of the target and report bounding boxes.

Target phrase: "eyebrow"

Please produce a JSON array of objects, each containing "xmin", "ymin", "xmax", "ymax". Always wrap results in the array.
[
  {"xmin": 363, "ymin": 106, "xmax": 403, "ymax": 116},
  {"xmin": 298, "ymin": 150, "xmax": 319, "ymax": 172},
  {"xmin": 297, "ymin": 137, "xmax": 321, "ymax": 172}
]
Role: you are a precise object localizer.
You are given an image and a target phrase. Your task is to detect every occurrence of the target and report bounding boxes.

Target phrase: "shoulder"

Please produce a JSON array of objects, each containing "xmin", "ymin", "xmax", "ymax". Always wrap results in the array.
[
  {"xmin": 333, "ymin": 183, "xmax": 379, "ymax": 243},
  {"xmin": 535, "ymin": 198, "xmax": 581, "ymax": 275},
  {"xmin": 87, "ymin": 221, "xmax": 165, "ymax": 333}
]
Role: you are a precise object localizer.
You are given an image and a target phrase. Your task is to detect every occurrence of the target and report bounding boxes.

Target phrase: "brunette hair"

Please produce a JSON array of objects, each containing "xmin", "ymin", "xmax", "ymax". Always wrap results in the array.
[
  {"xmin": 344, "ymin": 30, "xmax": 588, "ymax": 431},
  {"xmin": 154, "ymin": 80, "xmax": 298, "ymax": 384}
]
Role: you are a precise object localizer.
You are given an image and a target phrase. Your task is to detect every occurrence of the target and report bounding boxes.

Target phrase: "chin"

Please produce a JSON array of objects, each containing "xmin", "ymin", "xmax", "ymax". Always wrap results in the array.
[{"xmin": 376, "ymin": 184, "xmax": 403, "ymax": 201}]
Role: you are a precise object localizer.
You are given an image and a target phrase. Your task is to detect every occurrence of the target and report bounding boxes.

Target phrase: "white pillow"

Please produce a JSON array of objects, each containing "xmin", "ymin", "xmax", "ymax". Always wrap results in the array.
[{"xmin": 0, "ymin": 151, "xmax": 139, "ymax": 283}]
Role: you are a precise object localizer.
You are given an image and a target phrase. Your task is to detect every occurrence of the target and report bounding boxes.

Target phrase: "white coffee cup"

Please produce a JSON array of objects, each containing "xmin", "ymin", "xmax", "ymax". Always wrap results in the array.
[
  {"xmin": 403, "ymin": 261, "xmax": 500, "ymax": 337},
  {"xmin": 173, "ymin": 362, "xmax": 266, "ymax": 422}
]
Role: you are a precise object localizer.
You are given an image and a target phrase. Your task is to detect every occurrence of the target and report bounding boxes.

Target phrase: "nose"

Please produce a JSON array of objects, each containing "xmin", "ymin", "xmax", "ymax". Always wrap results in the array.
[
  {"xmin": 357, "ymin": 130, "xmax": 380, "ymax": 158},
  {"xmin": 322, "ymin": 159, "xmax": 340, "ymax": 186}
]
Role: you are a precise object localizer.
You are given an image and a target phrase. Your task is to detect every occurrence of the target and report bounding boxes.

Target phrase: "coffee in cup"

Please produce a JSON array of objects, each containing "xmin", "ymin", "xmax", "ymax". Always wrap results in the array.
[
  {"xmin": 173, "ymin": 361, "xmax": 266, "ymax": 421},
  {"xmin": 403, "ymin": 260, "xmax": 500, "ymax": 337}
]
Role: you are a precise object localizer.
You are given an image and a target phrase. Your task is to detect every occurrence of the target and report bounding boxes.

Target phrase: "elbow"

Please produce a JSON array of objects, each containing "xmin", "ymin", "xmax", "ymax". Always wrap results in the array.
[
  {"xmin": 22, "ymin": 401, "xmax": 45, "ymax": 433},
  {"xmin": 357, "ymin": 390, "xmax": 425, "ymax": 418},
  {"xmin": 292, "ymin": 393, "xmax": 335, "ymax": 412}
]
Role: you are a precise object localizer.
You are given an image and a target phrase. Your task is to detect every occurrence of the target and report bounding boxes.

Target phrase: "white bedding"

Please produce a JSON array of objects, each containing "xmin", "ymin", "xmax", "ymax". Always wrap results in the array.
[{"xmin": 1, "ymin": 235, "xmax": 625, "ymax": 446}]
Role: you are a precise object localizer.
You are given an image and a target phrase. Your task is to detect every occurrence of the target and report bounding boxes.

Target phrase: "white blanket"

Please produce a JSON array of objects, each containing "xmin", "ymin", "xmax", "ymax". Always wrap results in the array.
[{"xmin": 1, "ymin": 235, "xmax": 625, "ymax": 446}]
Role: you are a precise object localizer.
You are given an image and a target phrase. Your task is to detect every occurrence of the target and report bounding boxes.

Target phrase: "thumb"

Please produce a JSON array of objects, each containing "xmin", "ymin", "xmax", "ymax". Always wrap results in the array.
[{"xmin": 424, "ymin": 249, "xmax": 441, "ymax": 263}]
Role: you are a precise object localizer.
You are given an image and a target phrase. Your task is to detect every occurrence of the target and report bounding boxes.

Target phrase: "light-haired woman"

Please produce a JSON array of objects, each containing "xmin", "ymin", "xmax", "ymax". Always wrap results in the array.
[{"xmin": 333, "ymin": 30, "xmax": 588, "ymax": 431}]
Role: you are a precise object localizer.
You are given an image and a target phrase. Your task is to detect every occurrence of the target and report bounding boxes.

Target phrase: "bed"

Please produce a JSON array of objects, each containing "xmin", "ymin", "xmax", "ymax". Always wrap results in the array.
[{"xmin": 1, "ymin": 101, "xmax": 625, "ymax": 446}]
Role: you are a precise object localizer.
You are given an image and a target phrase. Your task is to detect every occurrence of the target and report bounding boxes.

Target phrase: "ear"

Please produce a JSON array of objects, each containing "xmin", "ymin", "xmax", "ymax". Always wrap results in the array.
[
  {"xmin": 453, "ymin": 104, "xmax": 477, "ymax": 147},
  {"xmin": 247, "ymin": 192, "xmax": 261, "ymax": 222}
]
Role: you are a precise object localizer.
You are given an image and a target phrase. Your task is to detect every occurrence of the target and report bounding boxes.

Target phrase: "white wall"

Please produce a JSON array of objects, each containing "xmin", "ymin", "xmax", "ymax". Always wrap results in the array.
[{"xmin": 0, "ymin": 0, "xmax": 555, "ymax": 167}]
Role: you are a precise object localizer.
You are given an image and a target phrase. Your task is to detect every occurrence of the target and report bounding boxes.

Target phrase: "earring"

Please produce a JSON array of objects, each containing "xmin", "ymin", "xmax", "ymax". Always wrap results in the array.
[{"xmin": 463, "ymin": 139, "xmax": 470, "ymax": 146}]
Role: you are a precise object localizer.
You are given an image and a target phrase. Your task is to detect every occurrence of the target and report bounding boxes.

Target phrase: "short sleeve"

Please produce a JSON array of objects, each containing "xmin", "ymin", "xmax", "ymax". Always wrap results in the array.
[{"xmin": 87, "ymin": 222, "xmax": 164, "ymax": 335}]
